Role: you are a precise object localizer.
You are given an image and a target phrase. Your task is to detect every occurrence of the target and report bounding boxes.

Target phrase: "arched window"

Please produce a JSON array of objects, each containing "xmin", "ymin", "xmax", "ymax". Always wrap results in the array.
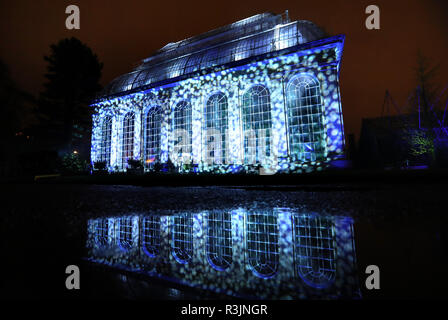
[
  {"xmin": 141, "ymin": 216, "xmax": 160, "ymax": 257},
  {"xmin": 293, "ymin": 214, "xmax": 336, "ymax": 289},
  {"xmin": 99, "ymin": 116, "xmax": 112, "ymax": 166},
  {"xmin": 204, "ymin": 93, "xmax": 228, "ymax": 164},
  {"xmin": 118, "ymin": 217, "xmax": 134, "ymax": 251},
  {"xmin": 171, "ymin": 214, "xmax": 193, "ymax": 264},
  {"xmin": 144, "ymin": 106, "xmax": 162, "ymax": 168},
  {"xmin": 206, "ymin": 212, "xmax": 232, "ymax": 271},
  {"xmin": 122, "ymin": 112, "xmax": 135, "ymax": 168},
  {"xmin": 95, "ymin": 218, "xmax": 109, "ymax": 246},
  {"xmin": 172, "ymin": 101, "xmax": 192, "ymax": 163},
  {"xmin": 286, "ymin": 75, "xmax": 325, "ymax": 162},
  {"xmin": 246, "ymin": 211, "xmax": 279, "ymax": 278},
  {"xmin": 241, "ymin": 85, "xmax": 272, "ymax": 164}
]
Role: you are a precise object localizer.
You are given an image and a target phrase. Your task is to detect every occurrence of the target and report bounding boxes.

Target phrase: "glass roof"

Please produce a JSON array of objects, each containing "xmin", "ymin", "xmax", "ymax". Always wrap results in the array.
[{"xmin": 99, "ymin": 12, "xmax": 326, "ymax": 99}]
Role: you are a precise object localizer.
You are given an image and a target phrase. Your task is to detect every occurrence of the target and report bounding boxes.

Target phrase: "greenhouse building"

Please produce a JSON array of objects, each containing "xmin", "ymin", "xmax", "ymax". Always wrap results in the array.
[{"xmin": 90, "ymin": 11, "xmax": 346, "ymax": 173}]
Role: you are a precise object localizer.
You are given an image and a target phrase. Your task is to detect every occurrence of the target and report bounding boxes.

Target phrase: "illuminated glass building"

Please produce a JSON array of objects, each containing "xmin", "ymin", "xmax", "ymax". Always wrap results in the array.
[{"xmin": 90, "ymin": 12, "xmax": 346, "ymax": 173}]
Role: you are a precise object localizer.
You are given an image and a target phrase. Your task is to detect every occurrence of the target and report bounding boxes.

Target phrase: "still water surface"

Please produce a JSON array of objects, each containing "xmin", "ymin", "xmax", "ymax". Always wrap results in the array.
[{"xmin": 86, "ymin": 208, "xmax": 361, "ymax": 299}]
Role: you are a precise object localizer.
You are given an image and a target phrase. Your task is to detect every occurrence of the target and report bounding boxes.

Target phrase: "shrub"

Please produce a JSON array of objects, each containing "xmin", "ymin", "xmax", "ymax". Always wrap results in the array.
[
  {"xmin": 93, "ymin": 160, "xmax": 107, "ymax": 171},
  {"xmin": 127, "ymin": 158, "xmax": 143, "ymax": 170},
  {"xmin": 163, "ymin": 158, "xmax": 176, "ymax": 173},
  {"xmin": 60, "ymin": 152, "xmax": 88, "ymax": 174},
  {"xmin": 153, "ymin": 162, "xmax": 162, "ymax": 172}
]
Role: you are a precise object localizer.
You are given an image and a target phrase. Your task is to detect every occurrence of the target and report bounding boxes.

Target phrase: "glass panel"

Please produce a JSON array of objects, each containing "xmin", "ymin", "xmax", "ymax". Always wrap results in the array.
[
  {"xmin": 204, "ymin": 93, "xmax": 228, "ymax": 164},
  {"xmin": 144, "ymin": 106, "xmax": 162, "ymax": 168},
  {"xmin": 287, "ymin": 75, "xmax": 325, "ymax": 162},
  {"xmin": 173, "ymin": 101, "xmax": 192, "ymax": 162},
  {"xmin": 121, "ymin": 112, "xmax": 135, "ymax": 169},
  {"xmin": 242, "ymin": 85, "xmax": 272, "ymax": 164},
  {"xmin": 99, "ymin": 116, "xmax": 112, "ymax": 166}
]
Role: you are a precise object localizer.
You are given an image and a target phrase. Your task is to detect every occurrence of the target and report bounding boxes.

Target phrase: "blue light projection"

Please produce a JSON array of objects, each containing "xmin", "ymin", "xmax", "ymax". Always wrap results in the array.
[
  {"xmin": 90, "ymin": 13, "xmax": 345, "ymax": 174},
  {"xmin": 86, "ymin": 208, "xmax": 360, "ymax": 299}
]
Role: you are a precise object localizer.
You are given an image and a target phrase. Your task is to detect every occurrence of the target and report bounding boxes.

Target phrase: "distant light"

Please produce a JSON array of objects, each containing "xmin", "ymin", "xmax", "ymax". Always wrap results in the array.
[{"xmin": 73, "ymin": 150, "xmax": 78, "ymax": 154}]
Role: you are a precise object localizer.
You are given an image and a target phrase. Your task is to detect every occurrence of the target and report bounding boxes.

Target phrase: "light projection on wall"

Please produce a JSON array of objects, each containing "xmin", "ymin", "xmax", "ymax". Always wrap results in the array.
[
  {"xmin": 90, "ymin": 13, "xmax": 345, "ymax": 174},
  {"xmin": 86, "ymin": 208, "xmax": 360, "ymax": 299}
]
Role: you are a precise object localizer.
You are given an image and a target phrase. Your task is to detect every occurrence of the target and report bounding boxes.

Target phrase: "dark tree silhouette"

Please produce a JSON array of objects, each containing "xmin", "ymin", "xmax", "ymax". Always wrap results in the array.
[{"xmin": 40, "ymin": 37, "xmax": 103, "ymax": 155}]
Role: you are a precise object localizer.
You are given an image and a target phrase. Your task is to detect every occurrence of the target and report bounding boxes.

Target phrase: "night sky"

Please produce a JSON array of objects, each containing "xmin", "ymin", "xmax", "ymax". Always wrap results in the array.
[{"xmin": 1, "ymin": 0, "xmax": 447, "ymax": 138}]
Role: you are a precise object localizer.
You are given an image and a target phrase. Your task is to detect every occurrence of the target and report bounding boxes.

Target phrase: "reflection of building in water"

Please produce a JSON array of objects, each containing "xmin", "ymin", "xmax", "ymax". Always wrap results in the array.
[
  {"xmin": 95, "ymin": 218, "xmax": 109, "ymax": 246},
  {"xmin": 293, "ymin": 215, "xmax": 336, "ymax": 289},
  {"xmin": 246, "ymin": 212, "xmax": 279, "ymax": 278},
  {"xmin": 118, "ymin": 217, "xmax": 135, "ymax": 251},
  {"xmin": 141, "ymin": 216, "xmax": 161, "ymax": 257},
  {"xmin": 206, "ymin": 212, "xmax": 233, "ymax": 271},
  {"xmin": 172, "ymin": 214, "xmax": 194, "ymax": 264},
  {"xmin": 87, "ymin": 209, "xmax": 360, "ymax": 299}
]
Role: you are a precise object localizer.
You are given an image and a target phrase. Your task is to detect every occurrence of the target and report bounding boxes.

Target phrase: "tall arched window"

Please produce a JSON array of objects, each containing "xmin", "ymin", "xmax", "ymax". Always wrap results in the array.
[
  {"xmin": 172, "ymin": 101, "xmax": 192, "ymax": 163},
  {"xmin": 99, "ymin": 116, "xmax": 112, "ymax": 166},
  {"xmin": 286, "ymin": 75, "xmax": 325, "ymax": 162},
  {"xmin": 204, "ymin": 93, "xmax": 228, "ymax": 164},
  {"xmin": 241, "ymin": 85, "xmax": 272, "ymax": 164},
  {"xmin": 246, "ymin": 211, "xmax": 279, "ymax": 278},
  {"xmin": 122, "ymin": 112, "xmax": 135, "ymax": 168},
  {"xmin": 206, "ymin": 211, "xmax": 232, "ymax": 271},
  {"xmin": 293, "ymin": 214, "xmax": 336, "ymax": 289},
  {"xmin": 118, "ymin": 217, "xmax": 134, "ymax": 251},
  {"xmin": 144, "ymin": 106, "xmax": 162, "ymax": 168},
  {"xmin": 141, "ymin": 216, "xmax": 161, "ymax": 257},
  {"xmin": 171, "ymin": 214, "xmax": 194, "ymax": 264}
]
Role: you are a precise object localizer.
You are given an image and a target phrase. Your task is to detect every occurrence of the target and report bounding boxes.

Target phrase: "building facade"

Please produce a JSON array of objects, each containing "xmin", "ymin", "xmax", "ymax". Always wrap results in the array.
[{"xmin": 90, "ymin": 12, "xmax": 346, "ymax": 173}]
